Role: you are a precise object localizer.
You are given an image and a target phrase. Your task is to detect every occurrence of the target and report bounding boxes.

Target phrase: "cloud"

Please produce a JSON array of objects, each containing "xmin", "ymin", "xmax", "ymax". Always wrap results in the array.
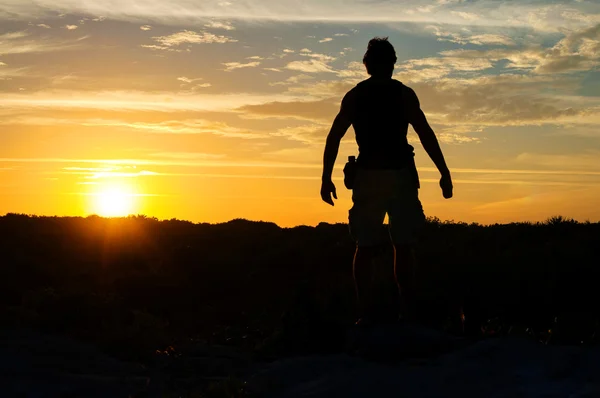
[
  {"xmin": 407, "ymin": 74, "xmax": 597, "ymax": 128},
  {"xmin": 80, "ymin": 169, "xmax": 160, "ymax": 179},
  {"xmin": 263, "ymin": 67, "xmax": 282, "ymax": 72},
  {"xmin": 0, "ymin": 65, "xmax": 30, "ymax": 81},
  {"xmin": 285, "ymin": 80, "xmax": 354, "ymax": 98},
  {"xmin": 437, "ymin": 133, "xmax": 481, "ymax": 144},
  {"xmin": 222, "ymin": 61, "xmax": 261, "ymax": 71},
  {"xmin": 150, "ymin": 152, "xmax": 226, "ymax": 160},
  {"xmin": 300, "ymin": 52, "xmax": 336, "ymax": 62},
  {"xmin": 3, "ymin": 0, "xmax": 600, "ymax": 32},
  {"xmin": 269, "ymin": 74, "xmax": 314, "ymax": 86},
  {"xmin": 450, "ymin": 11, "xmax": 479, "ymax": 21},
  {"xmin": 272, "ymin": 124, "xmax": 329, "ymax": 144},
  {"xmin": 177, "ymin": 76, "xmax": 204, "ymax": 83},
  {"xmin": 319, "ymin": 37, "xmax": 333, "ymax": 43},
  {"xmin": 0, "ymin": 30, "xmax": 85, "ymax": 55},
  {"xmin": 64, "ymin": 25, "xmax": 78, "ymax": 30},
  {"xmin": 0, "ymin": 90, "xmax": 303, "ymax": 112},
  {"xmin": 1, "ymin": 116, "xmax": 268, "ymax": 138},
  {"xmin": 426, "ymin": 23, "xmax": 600, "ymax": 75},
  {"xmin": 286, "ymin": 60, "xmax": 335, "ymax": 73},
  {"xmin": 400, "ymin": 56, "xmax": 495, "ymax": 73},
  {"xmin": 36, "ymin": 24, "xmax": 51, "ymax": 29},
  {"xmin": 515, "ymin": 152, "xmax": 600, "ymax": 171},
  {"xmin": 247, "ymin": 55, "xmax": 263, "ymax": 60},
  {"xmin": 204, "ymin": 20, "xmax": 235, "ymax": 30},
  {"xmin": 284, "ymin": 50, "xmax": 337, "ymax": 73},
  {"xmin": 282, "ymin": 49, "xmax": 294, "ymax": 53},
  {"xmin": 139, "ymin": 44, "xmax": 174, "ymax": 51},
  {"xmin": 237, "ymin": 98, "xmax": 338, "ymax": 122},
  {"xmin": 146, "ymin": 30, "xmax": 237, "ymax": 50},
  {"xmin": 334, "ymin": 33, "xmax": 348, "ymax": 37},
  {"xmin": 535, "ymin": 23, "xmax": 600, "ymax": 74},
  {"xmin": 140, "ymin": 25, "xmax": 152, "ymax": 31},
  {"xmin": 336, "ymin": 61, "xmax": 366, "ymax": 81},
  {"xmin": 176, "ymin": 76, "xmax": 211, "ymax": 89},
  {"xmin": 428, "ymin": 26, "xmax": 515, "ymax": 46}
]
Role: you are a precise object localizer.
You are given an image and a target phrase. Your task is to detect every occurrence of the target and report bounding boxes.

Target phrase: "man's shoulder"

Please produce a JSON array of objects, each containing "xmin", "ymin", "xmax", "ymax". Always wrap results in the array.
[
  {"xmin": 392, "ymin": 79, "xmax": 413, "ymax": 93},
  {"xmin": 342, "ymin": 83, "xmax": 362, "ymax": 103},
  {"xmin": 395, "ymin": 81, "xmax": 418, "ymax": 102}
]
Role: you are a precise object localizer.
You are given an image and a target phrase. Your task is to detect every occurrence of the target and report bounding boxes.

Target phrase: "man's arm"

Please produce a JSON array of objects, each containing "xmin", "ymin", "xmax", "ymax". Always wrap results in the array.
[
  {"xmin": 320, "ymin": 92, "xmax": 354, "ymax": 205},
  {"xmin": 404, "ymin": 86, "xmax": 453, "ymax": 199}
]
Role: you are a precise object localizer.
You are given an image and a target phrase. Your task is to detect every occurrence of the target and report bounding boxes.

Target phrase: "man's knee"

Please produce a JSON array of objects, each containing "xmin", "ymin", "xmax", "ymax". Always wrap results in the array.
[
  {"xmin": 355, "ymin": 242, "xmax": 389, "ymax": 258},
  {"xmin": 393, "ymin": 242, "xmax": 416, "ymax": 256}
]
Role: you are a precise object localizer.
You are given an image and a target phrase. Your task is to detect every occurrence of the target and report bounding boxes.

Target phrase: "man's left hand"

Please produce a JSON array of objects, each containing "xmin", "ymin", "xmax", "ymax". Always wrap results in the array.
[{"xmin": 320, "ymin": 179, "xmax": 337, "ymax": 206}]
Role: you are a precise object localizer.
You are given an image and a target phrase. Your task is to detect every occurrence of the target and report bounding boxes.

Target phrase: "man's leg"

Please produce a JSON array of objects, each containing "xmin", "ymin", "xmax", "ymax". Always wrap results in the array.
[
  {"xmin": 393, "ymin": 243, "xmax": 417, "ymax": 321},
  {"xmin": 353, "ymin": 245, "xmax": 381, "ymax": 324},
  {"xmin": 349, "ymin": 168, "xmax": 387, "ymax": 324}
]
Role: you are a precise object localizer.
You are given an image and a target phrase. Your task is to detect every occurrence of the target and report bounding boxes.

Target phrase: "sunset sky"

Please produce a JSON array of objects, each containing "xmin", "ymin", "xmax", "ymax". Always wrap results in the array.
[{"xmin": 1, "ymin": 0, "xmax": 600, "ymax": 226}]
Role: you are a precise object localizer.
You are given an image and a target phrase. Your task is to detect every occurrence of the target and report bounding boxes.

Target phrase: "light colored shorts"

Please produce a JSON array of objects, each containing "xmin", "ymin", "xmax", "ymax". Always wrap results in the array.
[{"xmin": 349, "ymin": 167, "xmax": 426, "ymax": 247}]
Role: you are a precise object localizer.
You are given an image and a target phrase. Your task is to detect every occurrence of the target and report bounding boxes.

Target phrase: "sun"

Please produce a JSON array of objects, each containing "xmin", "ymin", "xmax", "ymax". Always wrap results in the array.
[{"xmin": 93, "ymin": 184, "xmax": 136, "ymax": 217}]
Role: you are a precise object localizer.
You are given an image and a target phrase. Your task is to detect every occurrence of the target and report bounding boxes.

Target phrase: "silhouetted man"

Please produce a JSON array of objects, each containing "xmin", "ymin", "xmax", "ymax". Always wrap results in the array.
[{"xmin": 320, "ymin": 37, "xmax": 453, "ymax": 325}]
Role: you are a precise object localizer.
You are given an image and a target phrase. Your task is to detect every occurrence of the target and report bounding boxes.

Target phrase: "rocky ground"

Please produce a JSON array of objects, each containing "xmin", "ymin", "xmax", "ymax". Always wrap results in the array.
[{"xmin": 3, "ymin": 324, "xmax": 600, "ymax": 397}]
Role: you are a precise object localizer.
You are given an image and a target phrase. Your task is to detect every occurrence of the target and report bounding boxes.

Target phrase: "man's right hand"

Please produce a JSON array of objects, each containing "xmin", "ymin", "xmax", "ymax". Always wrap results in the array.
[
  {"xmin": 320, "ymin": 179, "xmax": 337, "ymax": 206},
  {"xmin": 440, "ymin": 174, "xmax": 453, "ymax": 199}
]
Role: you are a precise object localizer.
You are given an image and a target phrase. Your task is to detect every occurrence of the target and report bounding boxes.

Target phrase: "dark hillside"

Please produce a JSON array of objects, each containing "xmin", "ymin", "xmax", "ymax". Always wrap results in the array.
[{"xmin": 1, "ymin": 214, "xmax": 599, "ymax": 363}]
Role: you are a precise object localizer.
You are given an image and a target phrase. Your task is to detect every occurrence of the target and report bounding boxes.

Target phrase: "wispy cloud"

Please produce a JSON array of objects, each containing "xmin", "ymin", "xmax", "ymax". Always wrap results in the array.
[
  {"xmin": 237, "ymin": 98, "xmax": 338, "ymax": 121},
  {"xmin": 143, "ymin": 30, "xmax": 237, "ymax": 51},
  {"xmin": 222, "ymin": 61, "xmax": 261, "ymax": 71},
  {"xmin": 0, "ymin": 30, "xmax": 86, "ymax": 55},
  {"xmin": 269, "ymin": 74, "xmax": 314, "ymax": 86},
  {"xmin": 204, "ymin": 20, "xmax": 235, "ymax": 30},
  {"xmin": 36, "ymin": 23, "xmax": 51, "ymax": 29},
  {"xmin": 4, "ymin": 158, "xmax": 600, "ymax": 180},
  {"xmin": 0, "ymin": 90, "xmax": 303, "ymax": 112},
  {"xmin": 319, "ymin": 37, "xmax": 333, "ymax": 43},
  {"xmin": 150, "ymin": 152, "xmax": 226, "ymax": 160},
  {"xmin": 286, "ymin": 60, "xmax": 335, "ymax": 73},
  {"xmin": 5, "ymin": 0, "xmax": 598, "ymax": 30},
  {"xmin": 285, "ymin": 51, "xmax": 337, "ymax": 73},
  {"xmin": 176, "ymin": 76, "xmax": 211, "ymax": 90},
  {"xmin": 272, "ymin": 123, "xmax": 328, "ymax": 144},
  {"xmin": 429, "ymin": 26, "xmax": 516, "ymax": 46},
  {"xmin": 64, "ymin": 25, "xmax": 78, "ymax": 30},
  {"xmin": 450, "ymin": 11, "xmax": 479, "ymax": 21},
  {"xmin": 140, "ymin": 25, "xmax": 152, "ymax": 31},
  {"xmin": 176, "ymin": 76, "xmax": 204, "ymax": 83},
  {"xmin": 2, "ymin": 116, "xmax": 268, "ymax": 138}
]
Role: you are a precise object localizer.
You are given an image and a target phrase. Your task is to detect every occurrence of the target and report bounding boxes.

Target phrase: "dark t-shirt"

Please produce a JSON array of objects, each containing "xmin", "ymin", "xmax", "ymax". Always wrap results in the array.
[{"xmin": 343, "ymin": 77, "xmax": 415, "ymax": 170}]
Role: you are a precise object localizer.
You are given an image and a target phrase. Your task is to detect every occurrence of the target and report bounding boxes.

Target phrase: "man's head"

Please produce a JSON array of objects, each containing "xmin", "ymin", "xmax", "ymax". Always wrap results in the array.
[{"xmin": 362, "ymin": 37, "xmax": 397, "ymax": 77}]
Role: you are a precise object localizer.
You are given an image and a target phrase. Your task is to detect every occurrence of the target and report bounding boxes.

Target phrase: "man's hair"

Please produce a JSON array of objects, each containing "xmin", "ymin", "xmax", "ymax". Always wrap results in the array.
[{"xmin": 362, "ymin": 37, "xmax": 397, "ymax": 77}]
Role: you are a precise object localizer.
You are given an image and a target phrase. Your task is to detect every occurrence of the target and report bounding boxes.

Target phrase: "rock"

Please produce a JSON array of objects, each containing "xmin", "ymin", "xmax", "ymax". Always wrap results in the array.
[
  {"xmin": 245, "ymin": 328, "xmax": 600, "ymax": 398},
  {"xmin": 345, "ymin": 321, "xmax": 467, "ymax": 361},
  {"xmin": 0, "ymin": 329, "xmax": 149, "ymax": 398}
]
